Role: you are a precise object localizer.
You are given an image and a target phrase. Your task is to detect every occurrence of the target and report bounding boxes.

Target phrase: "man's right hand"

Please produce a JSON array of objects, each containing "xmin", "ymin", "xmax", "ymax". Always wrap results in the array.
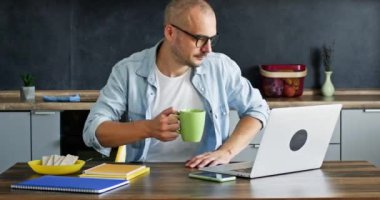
[{"xmin": 147, "ymin": 107, "xmax": 180, "ymax": 141}]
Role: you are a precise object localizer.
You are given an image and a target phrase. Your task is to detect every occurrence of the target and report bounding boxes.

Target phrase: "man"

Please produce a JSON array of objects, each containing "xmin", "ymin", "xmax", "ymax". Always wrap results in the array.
[{"xmin": 83, "ymin": 0, "xmax": 269, "ymax": 168}]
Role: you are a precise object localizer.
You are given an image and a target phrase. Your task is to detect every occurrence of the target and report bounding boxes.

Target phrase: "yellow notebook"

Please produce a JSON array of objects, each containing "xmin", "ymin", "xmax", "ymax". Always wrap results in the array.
[
  {"xmin": 81, "ymin": 163, "xmax": 149, "ymax": 180},
  {"xmin": 79, "ymin": 167, "xmax": 150, "ymax": 180}
]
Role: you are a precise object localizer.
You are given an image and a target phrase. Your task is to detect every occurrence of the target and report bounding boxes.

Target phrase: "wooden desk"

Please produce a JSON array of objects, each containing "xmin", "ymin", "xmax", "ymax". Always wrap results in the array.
[{"xmin": 1, "ymin": 161, "xmax": 380, "ymax": 199}]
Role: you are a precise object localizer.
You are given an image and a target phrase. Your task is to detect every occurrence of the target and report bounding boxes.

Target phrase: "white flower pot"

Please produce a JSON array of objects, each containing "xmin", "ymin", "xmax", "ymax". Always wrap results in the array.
[{"xmin": 20, "ymin": 86, "xmax": 35, "ymax": 101}]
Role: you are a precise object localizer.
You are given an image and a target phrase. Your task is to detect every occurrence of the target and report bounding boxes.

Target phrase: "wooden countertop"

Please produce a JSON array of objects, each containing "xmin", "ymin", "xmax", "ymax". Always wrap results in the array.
[
  {"xmin": 0, "ymin": 90, "xmax": 98, "ymax": 111},
  {"xmin": 2, "ymin": 161, "xmax": 380, "ymax": 199},
  {"xmin": 267, "ymin": 89, "xmax": 380, "ymax": 109},
  {"xmin": 0, "ymin": 89, "xmax": 380, "ymax": 111}
]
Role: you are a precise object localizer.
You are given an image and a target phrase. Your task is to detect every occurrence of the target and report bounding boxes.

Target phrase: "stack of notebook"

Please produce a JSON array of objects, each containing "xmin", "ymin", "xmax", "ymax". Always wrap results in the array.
[{"xmin": 79, "ymin": 163, "xmax": 150, "ymax": 180}]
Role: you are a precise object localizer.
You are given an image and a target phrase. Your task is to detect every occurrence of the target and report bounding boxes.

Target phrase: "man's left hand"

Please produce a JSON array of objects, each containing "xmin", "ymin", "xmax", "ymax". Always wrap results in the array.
[{"xmin": 185, "ymin": 149, "xmax": 233, "ymax": 168}]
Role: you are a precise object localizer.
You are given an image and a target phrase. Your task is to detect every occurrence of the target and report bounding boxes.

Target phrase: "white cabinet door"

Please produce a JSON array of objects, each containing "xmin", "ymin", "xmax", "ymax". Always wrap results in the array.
[
  {"xmin": 31, "ymin": 111, "xmax": 61, "ymax": 160},
  {"xmin": 342, "ymin": 109, "xmax": 380, "ymax": 166},
  {"xmin": 325, "ymin": 117, "xmax": 341, "ymax": 161},
  {"xmin": 324, "ymin": 144, "xmax": 340, "ymax": 161},
  {"xmin": 0, "ymin": 112, "xmax": 31, "ymax": 173}
]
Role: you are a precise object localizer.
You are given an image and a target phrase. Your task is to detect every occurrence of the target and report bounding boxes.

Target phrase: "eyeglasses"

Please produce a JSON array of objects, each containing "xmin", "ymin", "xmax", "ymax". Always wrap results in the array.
[{"xmin": 170, "ymin": 24, "xmax": 219, "ymax": 48}]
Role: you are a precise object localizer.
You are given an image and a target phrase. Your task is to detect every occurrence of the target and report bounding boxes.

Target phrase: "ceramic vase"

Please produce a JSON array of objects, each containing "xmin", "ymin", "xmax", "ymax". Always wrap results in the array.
[{"xmin": 321, "ymin": 71, "xmax": 335, "ymax": 97}]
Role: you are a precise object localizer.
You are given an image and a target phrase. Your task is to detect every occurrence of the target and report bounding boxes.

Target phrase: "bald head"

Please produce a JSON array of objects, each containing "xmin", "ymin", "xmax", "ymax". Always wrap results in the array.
[{"xmin": 164, "ymin": 0, "xmax": 215, "ymax": 27}]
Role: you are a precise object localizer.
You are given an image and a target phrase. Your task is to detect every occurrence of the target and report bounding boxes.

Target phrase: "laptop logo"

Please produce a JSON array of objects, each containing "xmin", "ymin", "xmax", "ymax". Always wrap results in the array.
[{"xmin": 290, "ymin": 129, "xmax": 308, "ymax": 151}]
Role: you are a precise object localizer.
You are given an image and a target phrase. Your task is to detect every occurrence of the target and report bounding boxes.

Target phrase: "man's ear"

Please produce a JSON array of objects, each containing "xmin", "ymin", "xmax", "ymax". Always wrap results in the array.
[{"xmin": 164, "ymin": 24, "xmax": 175, "ymax": 42}]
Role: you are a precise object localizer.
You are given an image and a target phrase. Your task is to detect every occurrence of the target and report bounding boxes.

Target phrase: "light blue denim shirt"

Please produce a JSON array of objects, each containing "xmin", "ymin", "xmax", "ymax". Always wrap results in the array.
[{"xmin": 83, "ymin": 42, "xmax": 270, "ymax": 162}]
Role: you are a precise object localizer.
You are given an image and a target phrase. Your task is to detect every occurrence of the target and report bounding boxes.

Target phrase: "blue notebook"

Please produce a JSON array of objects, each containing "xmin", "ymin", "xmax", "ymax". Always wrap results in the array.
[{"xmin": 11, "ymin": 175, "xmax": 129, "ymax": 194}]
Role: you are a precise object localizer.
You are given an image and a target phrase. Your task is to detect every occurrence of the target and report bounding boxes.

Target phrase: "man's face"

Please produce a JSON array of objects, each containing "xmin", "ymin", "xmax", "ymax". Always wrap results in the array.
[{"xmin": 170, "ymin": 8, "xmax": 217, "ymax": 68}]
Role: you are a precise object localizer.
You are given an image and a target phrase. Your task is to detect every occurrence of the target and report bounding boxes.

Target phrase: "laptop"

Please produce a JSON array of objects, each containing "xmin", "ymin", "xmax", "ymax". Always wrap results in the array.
[{"xmin": 200, "ymin": 104, "xmax": 342, "ymax": 178}]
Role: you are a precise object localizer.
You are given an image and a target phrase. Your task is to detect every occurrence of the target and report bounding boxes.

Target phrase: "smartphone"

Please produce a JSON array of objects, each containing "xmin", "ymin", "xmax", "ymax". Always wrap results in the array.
[{"xmin": 188, "ymin": 171, "xmax": 236, "ymax": 182}]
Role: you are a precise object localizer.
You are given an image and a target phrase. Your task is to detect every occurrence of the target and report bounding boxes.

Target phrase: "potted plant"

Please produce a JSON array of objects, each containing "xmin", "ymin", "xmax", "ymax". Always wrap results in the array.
[
  {"xmin": 321, "ymin": 42, "xmax": 335, "ymax": 97},
  {"xmin": 20, "ymin": 73, "xmax": 36, "ymax": 101}
]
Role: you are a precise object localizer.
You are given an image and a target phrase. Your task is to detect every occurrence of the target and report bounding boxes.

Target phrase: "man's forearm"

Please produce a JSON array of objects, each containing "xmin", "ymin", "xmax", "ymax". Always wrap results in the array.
[
  {"xmin": 95, "ymin": 107, "xmax": 180, "ymax": 148},
  {"xmin": 218, "ymin": 116, "xmax": 262, "ymax": 158},
  {"xmin": 96, "ymin": 120, "xmax": 151, "ymax": 147}
]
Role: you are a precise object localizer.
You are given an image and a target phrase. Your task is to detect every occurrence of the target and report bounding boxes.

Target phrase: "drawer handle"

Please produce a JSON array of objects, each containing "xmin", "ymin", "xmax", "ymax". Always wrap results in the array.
[
  {"xmin": 364, "ymin": 109, "xmax": 380, "ymax": 113},
  {"xmin": 33, "ymin": 111, "xmax": 57, "ymax": 115}
]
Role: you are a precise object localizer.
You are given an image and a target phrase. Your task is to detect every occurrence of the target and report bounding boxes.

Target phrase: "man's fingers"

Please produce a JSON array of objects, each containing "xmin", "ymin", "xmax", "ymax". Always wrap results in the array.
[
  {"xmin": 186, "ymin": 150, "xmax": 231, "ymax": 168},
  {"xmin": 197, "ymin": 157, "xmax": 216, "ymax": 168},
  {"xmin": 186, "ymin": 158, "xmax": 203, "ymax": 168},
  {"xmin": 207, "ymin": 160, "xmax": 221, "ymax": 167},
  {"xmin": 167, "ymin": 123, "xmax": 180, "ymax": 131},
  {"xmin": 185, "ymin": 155, "xmax": 204, "ymax": 167},
  {"xmin": 159, "ymin": 131, "xmax": 179, "ymax": 141},
  {"xmin": 161, "ymin": 107, "xmax": 176, "ymax": 116},
  {"xmin": 167, "ymin": 114, "xmax": 179, "ymax": 124},
  {"xmin": 186, "ymin": 153, "xmax": 212, "ymax": 168}
]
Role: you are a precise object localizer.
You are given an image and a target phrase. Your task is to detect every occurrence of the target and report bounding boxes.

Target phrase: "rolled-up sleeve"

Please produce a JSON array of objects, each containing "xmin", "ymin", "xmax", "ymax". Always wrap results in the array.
[
  {"xmin": 83, "ymin": 63, "xmax": 128, "ymax": 156},
  {"xmin": 225, "ymin": 58, "xmax": 270, "ymax": 128}
]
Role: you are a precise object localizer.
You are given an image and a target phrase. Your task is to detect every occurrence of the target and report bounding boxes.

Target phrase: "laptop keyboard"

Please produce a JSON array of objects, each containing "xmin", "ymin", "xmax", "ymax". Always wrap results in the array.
[{"xmin": 232, "ymin": 167, "xmax": 252, "ymax": 173}]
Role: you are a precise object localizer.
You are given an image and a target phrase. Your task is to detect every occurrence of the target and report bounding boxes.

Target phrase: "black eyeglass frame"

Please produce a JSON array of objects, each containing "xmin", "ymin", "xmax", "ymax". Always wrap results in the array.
[{"xmin": 170, "ymin": 24, "xmax": 219, "ymax": 48}]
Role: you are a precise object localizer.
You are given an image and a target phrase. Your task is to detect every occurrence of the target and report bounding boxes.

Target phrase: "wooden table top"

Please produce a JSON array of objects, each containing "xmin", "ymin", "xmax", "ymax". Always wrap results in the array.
[{"xmin": 1, "ymin": 161, "xmax": 380, "ymax": 199}]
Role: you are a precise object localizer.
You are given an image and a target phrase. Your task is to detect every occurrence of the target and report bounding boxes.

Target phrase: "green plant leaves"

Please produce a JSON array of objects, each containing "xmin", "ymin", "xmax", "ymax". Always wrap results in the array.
[{"xmin": 20, "ymin": 73, "xmax": 35, "ymax": 87}]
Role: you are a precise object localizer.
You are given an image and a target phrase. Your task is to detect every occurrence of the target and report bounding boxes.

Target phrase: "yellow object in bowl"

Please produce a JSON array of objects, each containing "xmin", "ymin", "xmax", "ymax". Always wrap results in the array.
[{"xmin": 28, "ymin": 160, "xmax": 86, "ymax": 175}]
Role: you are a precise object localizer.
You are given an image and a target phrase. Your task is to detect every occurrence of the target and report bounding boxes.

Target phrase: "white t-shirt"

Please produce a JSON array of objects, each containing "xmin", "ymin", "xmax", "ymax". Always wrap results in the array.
[{"xmin": 146, "ymin": 66, "xmax": 204, "ymax": 162}]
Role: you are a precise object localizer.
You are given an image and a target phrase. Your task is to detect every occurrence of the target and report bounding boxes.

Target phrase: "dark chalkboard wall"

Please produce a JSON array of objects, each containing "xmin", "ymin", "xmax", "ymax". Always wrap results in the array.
[{"xmin": 1, "ymin": 0, "xmax": 379, "ymax": 90}]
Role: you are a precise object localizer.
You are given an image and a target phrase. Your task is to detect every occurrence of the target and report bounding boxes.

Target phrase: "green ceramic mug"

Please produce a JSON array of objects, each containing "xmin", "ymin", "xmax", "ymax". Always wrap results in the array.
[{"xmin": 178, "ymin": 109, "xmax": 206, "ymax": 142}]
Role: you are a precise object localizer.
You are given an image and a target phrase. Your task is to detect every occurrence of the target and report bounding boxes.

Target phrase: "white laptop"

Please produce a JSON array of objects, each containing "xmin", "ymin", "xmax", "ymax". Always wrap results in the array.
[{"xmin": 201, "ymin": 104, "xmax": 342, "ymax": 178}]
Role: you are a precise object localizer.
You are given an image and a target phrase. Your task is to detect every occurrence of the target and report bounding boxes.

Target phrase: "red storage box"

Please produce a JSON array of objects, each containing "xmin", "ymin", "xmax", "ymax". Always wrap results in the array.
[{"xmin": 260, "ymin": 64, "xmax": 307, "ymax": 97}]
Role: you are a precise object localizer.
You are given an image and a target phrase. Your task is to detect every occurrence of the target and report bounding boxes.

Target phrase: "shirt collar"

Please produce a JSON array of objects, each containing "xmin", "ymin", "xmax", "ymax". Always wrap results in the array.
[
  {"xmin": 135, "ymin": 40, "xmax": 161, "ymax": 78},
  {"xmin": 135, "ymin": 40, "xmax": 207, "ymax": 78}
]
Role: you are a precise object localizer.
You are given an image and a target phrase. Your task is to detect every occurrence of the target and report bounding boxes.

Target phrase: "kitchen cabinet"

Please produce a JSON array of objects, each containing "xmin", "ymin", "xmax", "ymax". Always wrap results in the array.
[
  {"xmin": 0, "ymin": 111, "xmax": 61, "ymax": 173},
  {"xmin": 325, "ymin": 116, "xmax": 341, "ymax": 161},
  {"xmin": 324, "ymin": 144, "xmax": 340, "ymax": 161},
  {"xmin": 230, "ymin": 110, "xmax": 341, "ymax": 162},
  {"xmin": 31, "ymin": 111, "xmax": 60, "ymax": 160},
  {"xmin": 342, "ymin": 109, "xmax": 380, "ymax": 167},
  {"xmin": 0, "ymin": 112, "xmax": 31, "ymax": 173}
]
